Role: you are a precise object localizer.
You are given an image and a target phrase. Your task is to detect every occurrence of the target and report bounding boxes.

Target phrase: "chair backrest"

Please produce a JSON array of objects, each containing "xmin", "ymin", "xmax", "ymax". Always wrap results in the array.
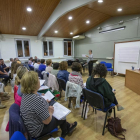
[
  {"xmin": 36, "ymin": 69, "xmax": 43, "ymax": 79},
  {"xmin": 22, "ymin": 63, "xmax": 30, "ymax": 70},
  {"xmin": 28, "ymin": 64, "xmax": 34, "ymax": 71},
  {"xmin": 100, "ymin": 61, "xmax": 106, "ymax": 65},
  {"xmin": 105, "ymin": 63, "xmax": 112, "ymax": 68},
  {"xmin": 57, "ymin": 78, "xmax": 66, "ymax": 91},
  {"xmin": 9, "ymin": 103, "xmax": 26, "ymax": 139},
  {"xmin": 83, "ymin": 88, "xmax": 105, "ymax": 111}
]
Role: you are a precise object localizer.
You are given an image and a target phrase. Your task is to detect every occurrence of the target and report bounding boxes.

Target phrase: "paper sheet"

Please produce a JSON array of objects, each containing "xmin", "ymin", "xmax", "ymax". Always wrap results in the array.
[
  {"xmin": 84, "ymin": 83, "xmax": 86, "ymax": 87},
  {"xmin": 38, "ymin": 85, "xmax": 49, "ymax": 91},
  {"xmin": 82, "ymin": 54, "xmax": 86, "ymax": 57},
  {"xmin": 53, "ymin": 102, "xmax": 71, "ymax": 120},
  {"xmin": 40, "ymin": 80, "xmax": 45, "ymax": 86},
  {"xmin": 41, "ymin": 91, "xmax": 55, "ymax": 101}
]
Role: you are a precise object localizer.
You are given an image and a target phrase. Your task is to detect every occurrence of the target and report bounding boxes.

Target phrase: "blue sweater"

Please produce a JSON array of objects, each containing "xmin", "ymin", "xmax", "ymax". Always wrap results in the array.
[
  {"xmin": 38, "ymin": 64, "xmax": 46, "ymax": 72},
  {"xmin": 57, "ymin": 70, "xmax": 69, "ymax": 83}
]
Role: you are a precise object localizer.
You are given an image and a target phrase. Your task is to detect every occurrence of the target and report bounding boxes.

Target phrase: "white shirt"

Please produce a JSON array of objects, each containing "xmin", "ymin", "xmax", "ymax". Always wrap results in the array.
[
  {"xmin": 9, "ymin": 61, "xmax": 12, "ymax": 67},
  {"xmin": 34, "ymin": 63, "xmax": 40, "ymax": 69}
]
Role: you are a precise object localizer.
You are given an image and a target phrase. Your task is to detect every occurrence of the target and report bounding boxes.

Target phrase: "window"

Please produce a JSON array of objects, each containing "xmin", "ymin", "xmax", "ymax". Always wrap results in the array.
[
  {"xmin": 43, "ymin": 41, "xmax": 53, "ymax": 57},
  {"xmin": 63, "ymin": 41, "xmax": 73, "ymax": 56},
  {"xmin": 15, "ymin": 39, "xmax": 30, "ymax": 58}
]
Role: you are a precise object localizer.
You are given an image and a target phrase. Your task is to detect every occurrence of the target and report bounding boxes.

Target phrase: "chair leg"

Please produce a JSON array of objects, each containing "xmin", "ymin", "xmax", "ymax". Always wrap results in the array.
[
  {"xmin": 114, "ymin": 107, "xmax": 116, "ymax": 118},
  {"xmin": 95, "ymin": 109, "xmax": 97, "ymax": 114},
  {"xmin": 93, "ymin": 107, "xmax": 94, "ymax": 112},
  {"xmin": 102, "ymin": 111, "xmax": 108, "ymax": 135},
  {"xmin": 68, "ymin": 98, "xmax": 71, "ymax": 108},
  {"xmin": 81, "ymin": 101, "xmax": 85, "ymax": 118},
  {"xmin": 84, "ymin": 102, "xmax": 88, "ymax": 120}
]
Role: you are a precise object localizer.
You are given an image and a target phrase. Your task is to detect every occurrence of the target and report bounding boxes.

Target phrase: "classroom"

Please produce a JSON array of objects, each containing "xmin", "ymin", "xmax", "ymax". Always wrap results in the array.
[{"xmin": 0, "ymin": 0, "xmax": 140, "ymax": 140}]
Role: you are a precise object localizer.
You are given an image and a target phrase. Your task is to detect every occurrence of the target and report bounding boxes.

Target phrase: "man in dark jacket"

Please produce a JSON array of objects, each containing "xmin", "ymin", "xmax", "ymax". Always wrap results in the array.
[{"xmin": 86, "ymin": 63, "xmax": 124, "ymax": 117}]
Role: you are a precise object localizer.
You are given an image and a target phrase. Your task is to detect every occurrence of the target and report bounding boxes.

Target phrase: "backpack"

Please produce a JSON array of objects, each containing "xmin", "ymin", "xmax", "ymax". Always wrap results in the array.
[{"xmin": 106, "ymin": 117, "xmax": 126, "ymax": 139}]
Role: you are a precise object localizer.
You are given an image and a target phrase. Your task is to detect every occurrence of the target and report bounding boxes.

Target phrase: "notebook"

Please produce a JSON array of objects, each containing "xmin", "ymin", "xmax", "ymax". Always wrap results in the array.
[
  {"xmin": 38, "ymin": 86, "xmax": 49, "ymax": 91},
  {"xmin": 40, "ymin": 80, "xmax": 45, "ymax": 86},
  {"xmin": 41, "ymin": 91, "xmax": 55, "ymax": 101},
  {"xmin": 53, "ymin": 102, "xmax": 71, "ymax": 120}
]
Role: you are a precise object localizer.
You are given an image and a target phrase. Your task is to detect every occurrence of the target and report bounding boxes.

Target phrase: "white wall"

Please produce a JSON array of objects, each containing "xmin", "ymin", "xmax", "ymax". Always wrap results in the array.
[{"xmin": 0, "ymin": 34, "xmax": 74, "ymax": 63}]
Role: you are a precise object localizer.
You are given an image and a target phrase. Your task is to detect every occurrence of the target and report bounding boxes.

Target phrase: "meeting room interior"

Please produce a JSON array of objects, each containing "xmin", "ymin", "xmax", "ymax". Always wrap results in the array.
[{"xmin": 0, "ymin": 0, "xmax": 140, "ymax": 140}]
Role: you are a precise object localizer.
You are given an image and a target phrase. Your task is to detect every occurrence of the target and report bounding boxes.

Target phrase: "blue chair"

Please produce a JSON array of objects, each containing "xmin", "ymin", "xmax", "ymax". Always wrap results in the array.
[
  {"xmin": 35, "ymin": 69, "xmax": 43, "ymax": 79},
  {"xmin": 9, "ymin": 103, "xmax": 59, "ymax": 140},
  {"xmin": 105, "ymin": 63, "xmax": 113, "ymax": 76},
  {"xmin": 10, "ymin": 131, "xmax": 26, "ymax": 140},
  {"xmin": 82, "ymin": 88, "xmax": 116, "ymax": 135},
  {"xmin": 100, "ymin": 61, "xmax": 106, "ymax": 65},
  {"xmin": 28, "ymin": 64, "xmax": 34, "ymax": 71}
]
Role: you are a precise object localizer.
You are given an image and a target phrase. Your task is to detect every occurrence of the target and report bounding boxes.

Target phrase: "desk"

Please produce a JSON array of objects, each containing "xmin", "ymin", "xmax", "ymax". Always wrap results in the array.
[{"xmin": 125, "ymin": 69, "xmax": 140, "ymax": 95}]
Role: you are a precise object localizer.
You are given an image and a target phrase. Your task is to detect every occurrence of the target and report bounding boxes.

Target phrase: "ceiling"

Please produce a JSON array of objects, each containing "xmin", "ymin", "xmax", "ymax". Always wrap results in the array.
[
  {"xmin": 0, "ymin": 0, "xmax": 140, "ymax": 38},
  {"xmin": 0, "ymin": 0, "xmax": 60, "ymax": 36},
  {"xmin": 44, "ymin": 0, "xmax": 140, "ymax": 38}
]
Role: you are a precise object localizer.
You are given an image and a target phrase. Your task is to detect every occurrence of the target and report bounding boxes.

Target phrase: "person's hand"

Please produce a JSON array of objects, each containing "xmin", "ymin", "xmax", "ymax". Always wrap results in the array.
[
  {"xmin": 42, "ymin": 93, "xmax": 45, "ymax": 96},
  {"xmin": 48, "ymin": 106, "xmax": 54, "ymax": 114},
  {"xmin": 86, "ymin": 55, "xmax": 88, "ymax": 57},
  {"xmin": 46, "ymin": 99, "xmax": 51, "ymax": 103},
  {"xmin": 113, "ymin": 91, "xmax": 116, "ymax": 94},
  {"xmin": 4, "ymin": 72, "xmax": 8, "ymax": 75}
]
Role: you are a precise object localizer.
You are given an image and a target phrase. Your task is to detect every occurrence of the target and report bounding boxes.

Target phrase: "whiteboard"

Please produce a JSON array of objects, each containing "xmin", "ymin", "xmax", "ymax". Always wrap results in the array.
[{"xmin": 114, "ymin": 41, "xmax": 140, "ymax": 74}]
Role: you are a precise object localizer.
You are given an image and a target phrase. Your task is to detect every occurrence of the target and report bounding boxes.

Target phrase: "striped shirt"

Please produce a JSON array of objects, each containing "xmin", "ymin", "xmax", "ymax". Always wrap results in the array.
[{"xmin": 20, "ymin": 93, "xmax": 50, "ymax": 138}]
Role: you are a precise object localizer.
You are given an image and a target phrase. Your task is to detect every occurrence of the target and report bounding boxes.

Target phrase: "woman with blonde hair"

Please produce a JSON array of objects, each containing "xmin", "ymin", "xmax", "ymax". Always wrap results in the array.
[{"xmin": 20, "ymin": 71, "xmax": 77, "ymax": 138}]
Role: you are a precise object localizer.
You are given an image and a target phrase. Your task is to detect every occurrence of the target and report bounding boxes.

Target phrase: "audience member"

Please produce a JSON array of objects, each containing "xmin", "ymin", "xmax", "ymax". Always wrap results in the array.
[
  {"xmin": 45, "ymin": 59, "xmax": 53, "ymax": 73},
  {"xmin": 69, "ymin": 62, "xmax": 84, "ymax": 88},
  {"xmin": 86, "ymin": 63, "xmax": 124, "ymax": 117},
  {"xmin": 28, "ymin": 57, "xmax": 33, "ymax": 66},
  {"xmin": 0, "ymin": 60, "xmax": 10, "ymax": 86},
  {"xmin": 34, "ymin": 59, "xmax": 41, "ymax": 70},
  {"xmin": 38, "ymin": 59, "xmax": 46, "ymax": 72},
  {"xmin": 57, "ymin": 61, "xmax": 69, "ymax": 83},
  {"xmin": 14, "ymin": 58, "xmax": 19, "ymax": 61},
  {"xmin": 20, "ymin": 71, "xmax": 77, "ymax": 138},
  {"xmin": 0, "ymin": 59, "xmax": 9, "ymax": 72},
  {"xmin": 51, "ymin": 63, "xmax": 59, "ymax": 77},
  {"xmin": 9, "ymin": 58, "xmax": 13, "ymax": 68},
  {"xmin": 11, "ymin": 61, "xmax": 17, "ymax": 79}
]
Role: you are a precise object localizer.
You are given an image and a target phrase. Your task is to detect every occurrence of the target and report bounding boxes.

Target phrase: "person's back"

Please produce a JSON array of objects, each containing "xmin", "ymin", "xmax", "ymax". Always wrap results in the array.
[
  {"xmin": 45, "ymin": 59, "xmax": 53, "ymax": 73},
  {"xmin": 38, "ymin": 59, "xmax": 46, "ymax": 72},
  {"xmin": 34, "ymin": 59, "xmax": 41, "ymax": 70},
  {"xmin": 51, "ymin": 63, "xmax": 59, "ymax": 77}
]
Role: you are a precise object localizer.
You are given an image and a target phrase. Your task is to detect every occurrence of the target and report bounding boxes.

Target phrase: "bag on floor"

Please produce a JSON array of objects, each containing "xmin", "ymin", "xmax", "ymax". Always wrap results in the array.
[{"xmin": 106, "ymin": 117, "xmax": 126, "ymax": 139}]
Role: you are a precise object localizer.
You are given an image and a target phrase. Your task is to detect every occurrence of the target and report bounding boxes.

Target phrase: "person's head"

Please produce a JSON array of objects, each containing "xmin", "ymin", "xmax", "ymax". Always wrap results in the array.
[
  {"xmin": 59, "ymin": 61, "xmax": 68, "ymax": 71},
  {"xmin": 10, "ymin": 58, "xmax": 13, "ymax": 62},
  {"xmin": 46, "ymin": 59, "xmax": 52, "ymax": 66},
  {"xmin": 14, "ymin": 63, "xmax": 23, "ymax": 74},
  {"xmin": 53, "ymin": 63, "xmax": 59, "ymax": 70},
  {"xmin": 41, "ymin": 59, "xmax": 45, "ymax": 64},
  {"xmin": 11, "ymin": 61, "xmax": 17, "ymax": 72},
  {"xmin": 14, "ymin": 58, "xmax": 18, "ymax": 61},
  {"xmin": 34, "ymin": 56, "xmax": 37, "ymax": 59},
  {"xmin": 71, "ymin": 62, "xmax": 82, "ymax": 72},
  {"xmin": 15, "ymin": 66, "xmax": 28, "ymax": 85},
  {"xmin": 21, "ymin": 71, "xmax": 40, "ymax": 94},
  {"xmin": 17, "ymin": 60, "xmax": 21, "ymax": 64},
  {"xmin": 29, "ymin": 57, "xmax": 33, "ymax": 61},
  {"xmin": 32, "ymin": 59, "xmax": 37, "ymax": 63},
  {"xmin": 89, "ymin": 50, "xmax": 92, "ymax": 55},
  {"xmin": 37, "ymin": 59, "xmax": 41, "ymax": 64},
  {"xmin": 0, "ymin": 59, "xmax": 2, "ymax": 65},
  {"xmin": 92, "ymin": 63, "xmax": 107, "ymax": 78}
]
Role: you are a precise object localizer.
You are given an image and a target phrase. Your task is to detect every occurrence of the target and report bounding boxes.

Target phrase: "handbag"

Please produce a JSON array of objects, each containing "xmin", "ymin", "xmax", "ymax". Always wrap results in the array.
[{"xmin": 106, "ymin": 117, "xmax": 126, "ymax": 139}]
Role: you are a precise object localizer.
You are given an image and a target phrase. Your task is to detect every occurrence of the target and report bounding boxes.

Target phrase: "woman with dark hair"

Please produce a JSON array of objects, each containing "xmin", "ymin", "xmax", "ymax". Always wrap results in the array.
[
  {"xmin": 69, "ymin": 62, "xmax": 84, "ymax": 88},
  {"xmin": 86, "ymin": 63, "xmax": 124, "ymax": 117},
  {"xmin": 51, "ymin": 63, "xmax": 59, "ymax": 76},
  {"xmin": 57, "ymin": 61, "xmax": 69, "ymax": 82}
]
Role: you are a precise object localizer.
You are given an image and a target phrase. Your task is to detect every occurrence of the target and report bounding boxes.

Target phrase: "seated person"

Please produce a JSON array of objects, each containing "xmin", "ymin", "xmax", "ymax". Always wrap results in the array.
[
  {"xmin": 57, "ymin": 61, "xmax": 69, "ymax": 83},
  {"xmin": 11, "ymin": 61, "xmax": 17, "ymax": 79},
  {"xmin": 38, "ymin": 59, "xmax": 46, "ymax": 72},
  {"xmin": 0, "ymin": 60, "xmax": 10, "ymax": 86},
  {"xmin": 1, "ymin": 59, "xmax": 9, "ymax": 72},
  {"xmin": 69, "ymin": 62, "xmax": 84, "ymax": 88},
  {"xmin": 45, "ymin": 59, "xmax": 53, "ymax": 73},
  {"xmin": 14, "ymin": 58, "xmax": 19, "ymax": 61},
  {"xmin": 28, "ymin": 57, "xmax": 33, "ymax": 66},
  {"xmin": 51, "ymin": 63, "xmax": 59, "ymax": 77},
  {"xmin": 86, "ymin": 63, "xmax": 124, "ymax": 117},
  {"xmin": 20, "ymin": 71, "xmax": 77, "ymax": 138},
  {"xmin": 34, "ymin": 59, "xmax": 41, "ymax": 70},
  {"xmin": 9, "ymin": 58, "xmax": 13, "ymax": 68}
]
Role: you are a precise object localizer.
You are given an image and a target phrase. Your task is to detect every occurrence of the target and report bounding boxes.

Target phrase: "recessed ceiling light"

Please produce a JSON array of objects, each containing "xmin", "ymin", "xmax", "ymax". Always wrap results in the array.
[
  {"xmin": 27, "ymin": 7, "xmax": 32, "ymax": 12},
  {"xmin": 68, "ymin": 16, "xmax": 73, "ymax": 20},
  {"xmin": 86, "ymin": 20, "xmax": 90, "ymax": 24},
  {"xmin": 117, "ymin": 8, "xmax": 122, "ymax": 12},
  {"xmin": 54, "ymin": 30, "xmax": 58, "ymax": 33},
  {"xmin": 70, "ymin": 32, "xmax": 73, "ymax": 35},
  {"xmin": 22, "ymin": 27, "xmax": 26, "ymax": 30},
  {"xmin": 98, "ymin": 0, "xmax": 103, "ymax": 3}
]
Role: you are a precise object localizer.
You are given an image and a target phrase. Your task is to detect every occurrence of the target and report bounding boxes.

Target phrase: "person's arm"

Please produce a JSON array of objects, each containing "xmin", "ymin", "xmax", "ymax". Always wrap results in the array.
[
  {"xmin": 0, "ymin": 71, "xmax": 6, "ymax": 75},
  {"xmin": 17, "ymin": 85, "xmax": 23, "ymax": 97}
]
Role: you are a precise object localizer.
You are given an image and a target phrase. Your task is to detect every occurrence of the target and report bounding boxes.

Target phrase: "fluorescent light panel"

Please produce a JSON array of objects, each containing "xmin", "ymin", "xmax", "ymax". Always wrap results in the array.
[
  {"xmin": 99, "ymin": 26, "xmax": 126, "ymax": 34},
  {"xmin": 73, "ymin": 35, "xmax": 79, "ymax": 38},
  {"xmin": 98, "ymin": 0, "xmax": 103, "ymax": 3}
]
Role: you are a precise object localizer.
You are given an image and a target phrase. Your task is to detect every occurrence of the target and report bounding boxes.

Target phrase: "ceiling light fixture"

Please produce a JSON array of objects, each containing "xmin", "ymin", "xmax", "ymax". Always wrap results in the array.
[
  {"xmin": 73, "ymin": 35, "xmax": 79, "ymax": 39},
  {"xmin": 117, "ymin": 8, "xmax": 122, "ymax": 12},
  {"xmin": 99, "ymin": 26, "xmax": 126, "ymax": 34},
  {"xmin": 98, "ymin": 0, "xmax": 103, "ymax": 3},
  {"xmin": 22, "ymin": 27, "xmax": 26, "ymax": 30},
  {"xmin": 86, "ymin": 20, "xmax": 90, "ymax": 24},
  {"xmin": 54, "ymin": 30, "xmax": 58, "ymax": 33},
  {"xmin": 70, "ymin": 32, "xmax": 73, "ymax": 35},
  {"xmin": 27, "ymin": 7, "xmax": 32, "ymax": 12},
  {"xmin": 68, "ymin": 16, "xmax": 73, "ymax": 20}
]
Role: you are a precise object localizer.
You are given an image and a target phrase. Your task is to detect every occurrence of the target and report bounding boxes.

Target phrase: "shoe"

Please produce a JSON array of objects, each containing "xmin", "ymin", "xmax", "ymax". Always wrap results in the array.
[
  {"xmin": 1, "ymin": 96, "xmax": 10, "ymax": 101},
  {"xmin": 107, "ymin": 112, "xmax": 112, "ymax": 117},
  {"xmin": 0, "ymin": 104, "xmax": 6, "ymax": 109},
  {"xmin": 61, "ymin": 122, "xmax": 77, "ymax": 138},
  {"xmin": 117, "ymin": 106, "xmax": 124, "ymax": 111}
]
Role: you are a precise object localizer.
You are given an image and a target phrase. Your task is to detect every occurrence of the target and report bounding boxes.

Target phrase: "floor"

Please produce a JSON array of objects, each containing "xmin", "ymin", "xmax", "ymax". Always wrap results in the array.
[{"xmin": 0, "ymin": 69, "xmax": 140, "ymax": 140}]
